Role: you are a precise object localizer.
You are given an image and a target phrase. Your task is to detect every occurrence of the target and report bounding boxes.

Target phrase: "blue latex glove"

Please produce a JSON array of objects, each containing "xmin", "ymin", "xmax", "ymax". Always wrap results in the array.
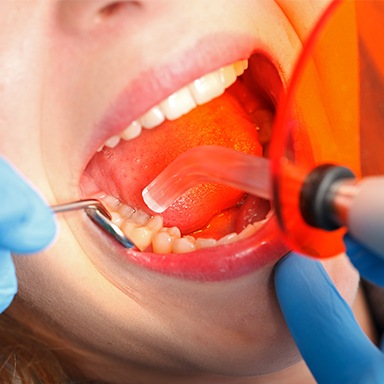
[
  {"xmin": 343, "ymin": 234, "xmax": 384, "ymax": 287},
  {"xmin": 0, "ymin": 157, "xmax": 56, "ymax": 313},
  {"xmin": 274, "ymin": 236, "xmax": 384, "ymax": 383}
]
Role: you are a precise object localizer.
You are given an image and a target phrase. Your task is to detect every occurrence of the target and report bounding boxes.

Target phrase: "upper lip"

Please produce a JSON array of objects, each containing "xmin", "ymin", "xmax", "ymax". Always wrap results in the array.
[{"xmin": 81, "ymin": 33, "xmax": 290, "ymax": 282}]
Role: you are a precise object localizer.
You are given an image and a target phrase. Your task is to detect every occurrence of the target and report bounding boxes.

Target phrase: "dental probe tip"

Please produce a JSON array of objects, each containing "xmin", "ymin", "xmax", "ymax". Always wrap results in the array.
[
  {"xmin": 51, "ymin": 199, "xmax": 112, "ymax": 219},
  {"xmin": 51, "ymin": 199, "xmax": 136, "ymax": 249},
  {"xmin": 85, "ymin": 206, "xmax": 136, "ymax": 249}
]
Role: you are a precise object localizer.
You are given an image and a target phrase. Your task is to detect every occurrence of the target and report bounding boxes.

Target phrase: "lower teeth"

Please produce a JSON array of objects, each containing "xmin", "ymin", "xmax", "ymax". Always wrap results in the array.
[{"xmin": 93, "ymin": 192, "xmax": 267, "ymax": 253}]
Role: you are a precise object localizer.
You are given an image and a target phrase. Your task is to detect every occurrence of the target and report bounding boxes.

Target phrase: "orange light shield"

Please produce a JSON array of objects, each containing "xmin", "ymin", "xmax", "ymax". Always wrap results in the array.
[{"xmin": 270, "ymin": 0, "xmax": 361, "ymax": 257}]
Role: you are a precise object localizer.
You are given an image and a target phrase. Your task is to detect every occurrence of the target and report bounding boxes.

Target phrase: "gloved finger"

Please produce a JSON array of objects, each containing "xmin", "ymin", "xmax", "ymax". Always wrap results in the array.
[
  {"xmin": 0, "ymin": 250, "xmax": 17, "ymax": 313},
  {"xmin": 274, "ymin": 253, "xmax": 384, "ymax": 384},
  {"xmin": 344, "ymin": 234, "xmax": 384, "ymax": 287},
  {"xmin": 0, "ymin": 157, "xmax": 56, "ymax": 253}
]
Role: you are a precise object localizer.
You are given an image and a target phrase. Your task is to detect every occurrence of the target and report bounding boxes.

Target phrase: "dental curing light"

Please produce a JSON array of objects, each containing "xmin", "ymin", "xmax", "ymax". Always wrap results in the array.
[
  {"xmin": 270, "ymin": 0, "xmax": 384, "ymax": 258},
  {"xmin": 144, "ymin": 0, "xmax": 384, "ymax": 259}
]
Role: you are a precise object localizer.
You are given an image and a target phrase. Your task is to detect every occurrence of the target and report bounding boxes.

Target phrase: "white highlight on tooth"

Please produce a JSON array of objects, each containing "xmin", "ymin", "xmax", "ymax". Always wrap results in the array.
[
  {"xmin": 189, "ymin": 71, "xmax": 224, "ymax": 105},
  {"xmin": 234, "ymin": 61, "xmax": 245, "ymax": 76},
  {"xmin": 166, "ymin": 226, "xmax": 181, "ymax": 238},
  {"xmin": 173, "ymin": 237, "xmax": 196, "ymax": 253},
  {"xmin": 147, "ymin": 215, "xmax": 163, "ymax": 232},
  {"xmin": 159, "ymin": 86, "xmax": 196, "ymax": 121},
  {"xmin": 110, "ymin": 210, "xmax": 125, "ymax": 225},
  {"xmin": 152, "ymin": 232, "xmax": 173, "ymax": 254},
  {"xmin": 121, "ymin": 121, "xmax": 142, "ymax": 140},
  {"xmin": 121, "ymin": 220, "xmax": 137, "ymax": 237},
  {"xmin": 196, "ymin": 238, "xmax": 217, "ymax": 249},
  {"xmin": 104, "ymin": 135, "xmax": 121, "ymax": 148},
  {"xmin": 238, "ymin": 224, "xmax": 259, "ymax": 240},
  {"xmin": 99, "ymin": 60, "xmax": 248, "ymax": 150},
  {"xmin": 139, "ymin": 106, "xmax": 165, "ymax": 129},
  {"xmin": 219, "ymin": 65, "xmax": 237, "ymax": 88},
  {"xmin": 217, "ymin": 233, "xmax": 238, "ymax": 246},
  {"xmin": 130, "ymin": 226, "xmax": 153, "ymax": 251}
]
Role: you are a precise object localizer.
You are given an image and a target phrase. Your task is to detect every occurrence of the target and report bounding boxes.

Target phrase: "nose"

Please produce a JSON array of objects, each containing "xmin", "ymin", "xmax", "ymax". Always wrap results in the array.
[{"xmin": 57, "ymin": 0, "xmax": 141, "ymax": 32}]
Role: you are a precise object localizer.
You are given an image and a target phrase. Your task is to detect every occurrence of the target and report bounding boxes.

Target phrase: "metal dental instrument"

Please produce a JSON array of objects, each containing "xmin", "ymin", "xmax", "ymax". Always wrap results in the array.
[
  {"xmin": 51, "ymin": 199, "xmax": 136, "ymax": 249},
  {"xmin": 51, "ymin": 199, "xmax": 110, "ymax": 217}
]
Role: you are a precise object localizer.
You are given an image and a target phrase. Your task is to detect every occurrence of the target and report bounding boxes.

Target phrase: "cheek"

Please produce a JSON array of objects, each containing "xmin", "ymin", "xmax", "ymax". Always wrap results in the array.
[{"xmin": 321, "ymin": 253, "xmax": 360, "ymax": 306}]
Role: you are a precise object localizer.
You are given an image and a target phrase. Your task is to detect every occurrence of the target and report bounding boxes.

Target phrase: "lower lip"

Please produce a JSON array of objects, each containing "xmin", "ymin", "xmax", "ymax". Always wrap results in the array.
[{"xmin": 117, "ymin": 215, "xmax": 288, "ymax": 282}]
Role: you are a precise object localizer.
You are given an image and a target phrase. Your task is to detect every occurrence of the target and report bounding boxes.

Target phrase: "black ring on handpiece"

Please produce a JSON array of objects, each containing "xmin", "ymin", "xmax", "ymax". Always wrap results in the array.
[{"xmin": 299, "ymin": 164, "xmax": 355, "ymax": 230}]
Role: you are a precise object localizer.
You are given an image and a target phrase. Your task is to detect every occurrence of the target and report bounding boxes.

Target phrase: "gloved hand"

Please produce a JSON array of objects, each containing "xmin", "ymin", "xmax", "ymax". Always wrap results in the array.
[
  {"xmin": 343, "ymin": 234, "xmax": 384, "ymax": 287},
  {"xmin": 0, "ymin": 157, "xmax": 56, "ymax": 313},
  {"xmin": 274, "ymin": 235, "xmax": 384, "ymax": 383}
]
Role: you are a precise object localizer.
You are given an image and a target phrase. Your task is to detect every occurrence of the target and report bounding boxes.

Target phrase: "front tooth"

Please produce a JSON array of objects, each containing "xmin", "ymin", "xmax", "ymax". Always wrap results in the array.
[
  {"xmin": 104, "ymin": 135, "xmax": 121, "ymax": 148},
  {"xmin": 189, "ymin": 71, "xmax": 224, "ymax": 105},
  {"xmin": 139, "ymin": 106, "xmax": 165, "ymax": 129},
  {"xmin": 159, "ymin": 86, "xmax": 196, "ymax": 121},
  {"xmin": 219, "ymin": 65, "xmax": 237, "ymax": 88},
  {"xmin": 234, "ymin": 61, "xmax": 245, "ymax": 76},
  {"xmin": 121, "ymin": 121, "xmax": 142, "ymax": 140}
]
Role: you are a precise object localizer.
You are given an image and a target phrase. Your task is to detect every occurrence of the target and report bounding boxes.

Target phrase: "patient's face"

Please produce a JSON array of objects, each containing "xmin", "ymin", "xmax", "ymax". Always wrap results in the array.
[{"xmin": 1, "ymin": 1, "xmax": 359, "ymax": 382}]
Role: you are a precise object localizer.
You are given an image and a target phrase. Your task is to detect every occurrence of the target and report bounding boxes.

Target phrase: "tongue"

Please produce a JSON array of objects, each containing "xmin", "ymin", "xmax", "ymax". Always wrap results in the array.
[{"xmin": 85, "ymin": 91, "xmax": 263, "ymax": 234}]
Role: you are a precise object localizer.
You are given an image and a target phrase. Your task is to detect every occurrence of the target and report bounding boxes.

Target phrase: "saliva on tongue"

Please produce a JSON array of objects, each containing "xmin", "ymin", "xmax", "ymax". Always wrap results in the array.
[{"xmin": 86, "ymin": 90, "xmax": 268, "ymax": 238}]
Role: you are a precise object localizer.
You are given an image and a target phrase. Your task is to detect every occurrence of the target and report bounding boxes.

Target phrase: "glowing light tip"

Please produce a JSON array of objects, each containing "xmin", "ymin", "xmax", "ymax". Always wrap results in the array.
[{"xmin": 141, "ymin": 145, "xmax": 271, "ymax": 213}]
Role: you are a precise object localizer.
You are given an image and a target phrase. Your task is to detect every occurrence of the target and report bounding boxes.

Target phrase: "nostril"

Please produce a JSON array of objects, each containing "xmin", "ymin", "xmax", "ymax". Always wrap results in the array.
[
  {"xmin": 94, "ymin": 1, "xmax": 143, "ymax": 26},
  {"xmin": 57, "ymin": 1, "xmax": 142, "ymax": 32},
  {"xmin": 100, "ymin": 2, "xmax": 124, "ymax": 17},
  {"xmin": 99, "ymin": 1, "xmax": 141, "ymax": 18}
]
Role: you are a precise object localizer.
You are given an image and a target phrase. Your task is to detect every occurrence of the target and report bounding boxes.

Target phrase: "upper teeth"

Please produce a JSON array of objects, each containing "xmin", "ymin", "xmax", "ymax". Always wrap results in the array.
[{"xmin": 100, "ymin": 60, "xmax": 248, "ymax": 151}]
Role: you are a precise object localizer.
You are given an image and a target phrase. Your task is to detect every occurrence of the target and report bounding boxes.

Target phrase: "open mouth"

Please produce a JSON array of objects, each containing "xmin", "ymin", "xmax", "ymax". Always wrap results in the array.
[{"xmin": 80, "ymin": 52, "xmax": 289, "ymax": 281}]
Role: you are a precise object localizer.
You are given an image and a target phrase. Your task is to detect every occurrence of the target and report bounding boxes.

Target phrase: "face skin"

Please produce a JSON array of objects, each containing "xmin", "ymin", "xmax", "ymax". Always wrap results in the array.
[{"xmin": 1, "ymin": 1, "xmax": 362, "ymax": 383}]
